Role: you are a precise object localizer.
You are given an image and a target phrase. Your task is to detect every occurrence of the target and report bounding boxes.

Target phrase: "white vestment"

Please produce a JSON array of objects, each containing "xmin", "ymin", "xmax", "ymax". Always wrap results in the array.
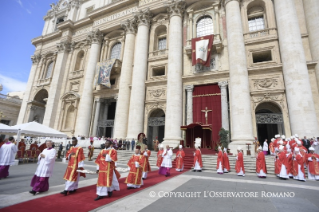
[
  {"xmin": 65, "ymin": 144, "xmax": 84, "ymax": 191},
  {"xmin": 35, "ymin": 148, "xmax": 56, "ymax": 177},
  {"xmin": 263, "ymin": 142, "xmax": 268, "ymax": 151},
  {"xmin": 0, "ymin": 143, "xmax": 17, "ymax": 166},
  {"xmin": 161, "ymin": 149, "xmax": 173, "ymax": 168},
  {"xmin": 217, "ymin": 162, "xmax": 223, "ymax": 173}
]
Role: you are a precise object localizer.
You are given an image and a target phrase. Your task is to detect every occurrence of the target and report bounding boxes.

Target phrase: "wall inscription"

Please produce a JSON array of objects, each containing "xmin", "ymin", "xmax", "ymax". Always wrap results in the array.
[{"xmin": 93, "ymin": 6, "xmax": 139, "ymax": 26}]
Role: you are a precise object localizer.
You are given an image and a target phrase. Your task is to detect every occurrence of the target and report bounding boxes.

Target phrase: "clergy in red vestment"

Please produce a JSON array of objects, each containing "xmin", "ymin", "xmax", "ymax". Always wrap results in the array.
[
  {"xmin": 235, "ymin": 146, "xmax": 245, "ymax": 176},
  {"xmin": 141, "ymin": 148, "xmax": 151, "ymax": 179},
  {"xmin": 223, "ymin": 148, "xmax": 230, "ymax": 173},
  {"xmin": 293, "ymin": 147, "xmax": 306, "ymax": 181},
  {"xmin": 125, "ymin": 145, "xmax": 145, "ymax": 189},
  {"xmin": 306, "ymin": 147, "xmax": 319, "ymax": 180},
  {"xmin": 60, "ymin": 137, "xmax": 85, "ymax": 195},
  {"xmin": 273, "ymin": 135, "xmax": 280, "ymax": 149},
  {"xmin": 39, "ymin": 142, "xmax": 47, "ymax": 152},
  {"xmin": 18, "ymin": 139, "xmax": 26, "ymax": 158},
  {"xmin": 286, "ymin": 149, "xmax": 293, "ymax": 178},
  {"xmin": 156, "ymin": 144, "xmax": 164, "ymax": 168},
  {"xmin": 256, "ymin": 146, "xmax": 267, "ymax": 178},
  {"xmin": 193, "ymin": 145, "xmax": 203, "ymax": 172},
  {"xmin": 296, "ymin": 140, "xmax": 308, "ymax": 166},
  {"xmin": 276, "ymin": 145, "xmax": 289, "ymax": 179},
  {"xmin": 175, "ymin": 145, "xmax": 185, "ymax": 172},
  {"xmin": 216, "ymin": 146, "xmax": 224, "ymax": 174},
  {"xmin": 269, "ymin": 138, "xmax": 275, "ymax": 155},
  {"xmin": 29, "ymin": 141, "xmax": 39, "ymax": 151},
  {"xmin": 94, "ymin": 140, "xmax": 120, "ymax": 201},
  {"xmin": 88, "ymin": 140, "xmax": 94, "ymax": 161}
]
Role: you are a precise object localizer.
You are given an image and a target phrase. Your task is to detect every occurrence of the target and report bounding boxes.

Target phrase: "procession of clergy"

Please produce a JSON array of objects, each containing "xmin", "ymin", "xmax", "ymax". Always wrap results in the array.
[{"xmin": 0, "ymin": 133, "xmax": 318, "ymax": 202}]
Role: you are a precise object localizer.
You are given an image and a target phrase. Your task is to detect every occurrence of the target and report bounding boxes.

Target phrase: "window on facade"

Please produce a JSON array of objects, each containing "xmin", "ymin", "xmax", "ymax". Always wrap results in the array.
[
  {"xmin": 45, "ymin": 62, "xmax": 54, "ymax": 79},
  {"xmin": 196, "ymin": 16, "xmax": 214, "ymax": 37},
  {"xmin": 158, "ymin": 37, "xmax": 166, "ymax": 50},
  {"xmin": 152, "ymin": 67, "xmax": 165, "ymax": 77},
  {"xmin": 110, "ymin": 78, "xmax": 116, "ymax": 85},
  {"xmin": 252, "ymin": 50, "xmax": 272, "ymax": 63},
  {"xmin": 110, "ymin": 42, "xmax": 122, "ymax": 59},
  {"xmin": 248, "ymin": 16, "xmax": 265, "ymax": 32}
]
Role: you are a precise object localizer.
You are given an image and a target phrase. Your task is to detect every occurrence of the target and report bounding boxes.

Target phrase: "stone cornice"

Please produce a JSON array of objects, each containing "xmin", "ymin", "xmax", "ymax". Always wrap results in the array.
[
  {"xmin": 31, "ymin": 54, "xmax": 42, "ymax": 64},
  {"xmin": 134, "ymin": 8, "xmax": 152, "ymax": 27},
  {"xmin": 121, "ymin": 19, "xmax": 137, "ymax": 35},
  {"xmin": 86, "ymin": 29, "xmax": 103, "ymax": 45},
  {"xmin": 166, "ymin": 0, "xmax": 186, "ymax": 19},
  {"xmin": 57, "ymin": 41, "xmax": 71, "ymax": 53}
]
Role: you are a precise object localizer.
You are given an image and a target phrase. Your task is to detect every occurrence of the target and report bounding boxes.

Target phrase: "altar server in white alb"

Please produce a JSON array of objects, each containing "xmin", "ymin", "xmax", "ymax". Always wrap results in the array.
[
  {"xmin": 159, "ymin": 145, "xmax": 173, "ymax": 177},
  {"xmin": 0, "ymin": 137, "xmax": 17, "ymax": 179},
  {"xmin": 29, "ymin": 140, "xmax": 56, "ymax": 195}
]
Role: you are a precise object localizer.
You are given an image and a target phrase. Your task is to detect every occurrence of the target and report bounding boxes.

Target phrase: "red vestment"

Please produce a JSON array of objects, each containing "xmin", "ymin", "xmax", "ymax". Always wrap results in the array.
[
  {"xmin": 269, "ymin": 142, "xmax": 275, "ymax": 154},
  {"xmin": 95, "ymin": 148, "xmax": 117, "ymax": 187},
  {"xmin": 235, "ymin": 152, "xmax": 245, "ymax": 174},
  {"xmin": 299, "ymin": 146, "xmax": 308, "ymax": 164},
  {"xmin": 286, "ymin": 153, "xmax": 293, "ymax": 175},
  {"xmin": 307, "ymin": 153, "xmax": 319, "ymax": 176},
  {"xmin": 223, "ymin": 152, "xmax": 230, "ymax": 171},
  {"xmin": 125, "ymin": 155, "xmax": 145, "ymax": 185},
  {"xmin": 63, "ymin": 146, "xmax": 85, "ymax": 182},
  {"xmin": 156, "ymin": 150, "xmax": 164, "ymax": 167},
  {"xmin": 29, "ymin": 143, "xmax": 38, "ymax": 151},
  {"xmin": 193, "ymin": 149, "xmax": 203, "ymax": 168},
  {"xmin": 256, "ymin": 152, "xmax": 267, "ymax": 174},
  {"xmin": 293, "ymin": 153, "xmax": 305, "ymax": 177},
  {"xmin": 39, "ymin": 143, "xmax": 46, "ymax": 152},
  {"xmin": 18, "ymin": 142, "xmax": 26, "ymax": 157},
  {"xmin": 141, "ymin": 150, "xmax": 151, "ymax": 172},
  {"xmin": 276, "ymin": 152, "xmax": 288, "ymax": 175},
  {"xmin": 175, "ymin": 150, "xmax": 185, "ymax": 169},
  {"xmin": 216, "ymin": 150, "xmax": 224, "ymax": 170}
]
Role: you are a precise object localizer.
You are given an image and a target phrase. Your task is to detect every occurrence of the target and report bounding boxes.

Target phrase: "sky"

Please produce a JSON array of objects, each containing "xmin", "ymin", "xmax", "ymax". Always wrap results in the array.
[{"xmin": 0, "ymin": 0, "xmax": 53, "ymax": 95}]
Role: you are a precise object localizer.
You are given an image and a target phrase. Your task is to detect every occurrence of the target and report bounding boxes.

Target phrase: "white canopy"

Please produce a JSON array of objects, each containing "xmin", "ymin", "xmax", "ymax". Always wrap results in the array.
[
  {"xmin": 10, "ymin": 121, "xmax": 67, "ymax": 138},
  {"xmin": 0, "ymin": 123, "xmax": 15, "ymax": 134}
]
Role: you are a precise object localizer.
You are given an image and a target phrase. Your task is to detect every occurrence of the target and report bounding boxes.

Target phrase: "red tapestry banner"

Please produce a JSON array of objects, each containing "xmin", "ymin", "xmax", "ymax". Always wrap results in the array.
[
  {"xmin": 192, "ymin": 84, "xmax": 222, "ymax": 149},
  {"xmin": 191, "ymin": 34, "xmax": 214, "ymax": 67}
]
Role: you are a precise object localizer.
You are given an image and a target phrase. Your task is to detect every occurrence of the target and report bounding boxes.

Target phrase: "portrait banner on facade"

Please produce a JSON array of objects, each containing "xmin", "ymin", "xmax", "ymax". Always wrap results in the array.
[
  {"xmin": 191, "ymin": 35, "xmax": 214, "ymax": 67},
  {"xmin": 96, "ymin": 59, "xmax": 116, "ymax": 88}
]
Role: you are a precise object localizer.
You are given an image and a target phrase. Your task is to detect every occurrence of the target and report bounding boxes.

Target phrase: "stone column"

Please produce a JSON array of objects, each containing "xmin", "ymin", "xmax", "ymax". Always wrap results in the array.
[
  {"xmin": 214, "ymin": 4, "xmax": 220, "ymax": 36},
  {"xmin": 113, "ymin": 19, "xmax": 137, "ymax": 139},
  {"xmin": 225, "ymin": 0, "xmax": 254, "ymax": 154},
  {"xmin": 218, "ymin": 81, "xmax": 229, "ymax": 131},
  {"xmin": 163, "ymin": 0, "xmax": 186, "ymax": 147},
  {"xmin": 43, "ymin": 41, "xmax": 71, "ymax": 128},
  {"xmin": 75, "ymin": 30, "xmax": 103, "ymax": 136},
  {"xmin": 126, "ymin": 9, "xmax": 152, "ymax": 139},
  {"xmin": 102, "ymin": 100, "xmax": 109, "ymax": 121},
  {"xmin": 303, "ymin": 0, "xmax": 319, "ymax": 91},
  {"xmin": 185, "ymin": 85, "xmax": 194, "ymax": 125},
  {"xmin": 274, "ymin": 0, "xmax": 319, "ymax": 136},
  {"xmin": 17, "ymin": 54, "xmax": 41, "ymax": 124},
  {"xmin": 68, "ymin": 1, "xmax": 80, "ymax": 21},
  {"xmin": 92, "ymin": 98, "xmax": 101, "ymax": 137}
]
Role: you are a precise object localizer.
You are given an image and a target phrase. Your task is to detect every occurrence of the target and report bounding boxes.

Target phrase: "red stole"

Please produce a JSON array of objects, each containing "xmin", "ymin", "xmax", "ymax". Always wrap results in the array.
[
  {"xmin": 235, "ymin": 152, "xmax": 245, "ymax": 174},
  {"xmin": 256, "ymin": 152, "xmax": 267, "ymax": 174},
  {"xmin": 194, "ymin": 149, "xmax": 203, "ymax": 168}
]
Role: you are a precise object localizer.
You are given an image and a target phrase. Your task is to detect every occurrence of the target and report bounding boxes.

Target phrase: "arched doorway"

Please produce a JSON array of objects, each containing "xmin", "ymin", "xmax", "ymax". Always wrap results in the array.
[
  {"xmin": 147, "ymin": 109, "xmax": 165, "ymax": 150},
  {"xmin": 28, "ymin": 89, "xmax": 48, "ymax": 124},
  {"xmin": 255, "ymin": 102, "xmax": 284, "ymax": 145}
]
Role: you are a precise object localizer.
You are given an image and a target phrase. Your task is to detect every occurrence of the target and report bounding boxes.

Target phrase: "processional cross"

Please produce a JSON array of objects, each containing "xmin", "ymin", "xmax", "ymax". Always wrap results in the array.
[{"xmin": 201, "ymin": 107, "xmax": 212, "ymax": 125}]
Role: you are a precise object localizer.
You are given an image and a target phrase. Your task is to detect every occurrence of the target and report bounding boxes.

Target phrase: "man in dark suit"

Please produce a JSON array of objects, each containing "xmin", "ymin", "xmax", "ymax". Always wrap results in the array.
[{"xmin": 302, "ymin": 136, "xmax": 311, "ymax": 151}]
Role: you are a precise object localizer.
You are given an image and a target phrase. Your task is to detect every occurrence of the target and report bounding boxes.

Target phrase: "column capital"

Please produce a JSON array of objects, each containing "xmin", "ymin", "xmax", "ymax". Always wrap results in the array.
[
  {"xmin": 218, "ymin": 81, "xmax": 228, "ymax": 89},
  {"xmin": 86, "ymin": 29, "xmax": 103, "ymax": 45},
  {"xmin": 121, "ymin": 19, "xmax": 137, "ymax": 35},
  {"xmin": 224, "ymin": 0, "xmax": 240, "ymax": 7},
  {"xmin": 134, "ymin": 8, "xmax": 152, "ymax": 27},
  {"xmin": 71, "ymin": 0, "xmax": 80, "ymax": 9},
  {"xmin": 185, "ymin": 85, "xmax": 194, "ymax": 91},
  {"xmin": 31, "ymin": 54, "xmax": 41, "ymax": 64},
  {"xmin": 166, "ymin": 0, "xmax": 186, "ymax": 18},
  {"xmin": 56, "ymin": 41, "xmax": 71, "ymax": 53}
]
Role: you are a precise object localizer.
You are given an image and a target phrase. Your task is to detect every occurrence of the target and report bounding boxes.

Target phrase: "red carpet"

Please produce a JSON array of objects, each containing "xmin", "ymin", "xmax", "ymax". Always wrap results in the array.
[{"xmin": 1, "ymin": 169, "xmax": 186, "ymax": 212}]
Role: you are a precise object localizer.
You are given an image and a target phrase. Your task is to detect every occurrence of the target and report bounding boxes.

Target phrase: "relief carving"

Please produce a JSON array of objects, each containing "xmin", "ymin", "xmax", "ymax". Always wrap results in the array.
[
  {"xmin": 253, "ymin": 78, "xmax": 278, "ymax": 90},
  {"xmin": 149, "ymin": 88, "xmax": 166, "ymax": 98},
  {"xmin": 251, "ymin": 93, "xmax": 285, "ymax": 109}
]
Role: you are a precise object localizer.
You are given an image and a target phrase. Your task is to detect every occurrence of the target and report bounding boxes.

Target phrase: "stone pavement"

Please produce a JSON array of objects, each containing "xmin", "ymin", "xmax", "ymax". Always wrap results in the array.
[{"xmin": 1, "ymin": 161, "xmax": 319, "ymax": 212}]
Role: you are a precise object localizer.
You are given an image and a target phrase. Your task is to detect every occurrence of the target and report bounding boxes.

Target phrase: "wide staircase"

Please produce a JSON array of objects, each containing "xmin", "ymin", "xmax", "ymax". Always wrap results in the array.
[{"xmin": 83, "ymin": 148, "xmax": 278, "ymax": 174}]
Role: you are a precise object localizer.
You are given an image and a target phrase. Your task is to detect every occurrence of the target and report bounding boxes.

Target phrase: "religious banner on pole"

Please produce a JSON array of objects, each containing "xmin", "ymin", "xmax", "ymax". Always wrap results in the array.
[
  {"xmin": 96, "ymin": 59, "xmax": 116, "ymax": 88},
  {"xmin": 191, "ymin": 35, "xmax": 214, "ymax": 67}
]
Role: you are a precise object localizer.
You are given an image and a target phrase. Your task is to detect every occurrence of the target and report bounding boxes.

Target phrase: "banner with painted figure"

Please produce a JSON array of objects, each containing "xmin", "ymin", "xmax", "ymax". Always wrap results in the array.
[
  {"xmin": 96, "ymin": 59, "xmax": 116, "ymax": 88},
  {"xmin": 191, "ymin": 35, "xmax": 214, "ymax": 67}
]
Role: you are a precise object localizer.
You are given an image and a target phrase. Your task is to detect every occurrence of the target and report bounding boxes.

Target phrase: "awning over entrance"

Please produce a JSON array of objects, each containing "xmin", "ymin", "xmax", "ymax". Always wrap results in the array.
[{"xmin": 181, "ymin": 122, "xmax": 213, "ymax": 149}]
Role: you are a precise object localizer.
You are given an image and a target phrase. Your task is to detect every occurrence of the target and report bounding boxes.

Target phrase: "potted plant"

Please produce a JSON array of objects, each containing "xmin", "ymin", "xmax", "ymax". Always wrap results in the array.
[{"xmin": 219, "ymin": 128, "xmax": 229, "ymax": 150}]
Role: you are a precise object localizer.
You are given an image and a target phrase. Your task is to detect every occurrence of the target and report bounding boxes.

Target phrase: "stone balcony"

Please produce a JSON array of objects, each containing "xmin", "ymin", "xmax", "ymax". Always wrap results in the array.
[
  {"xmin": 244, "ymin": 28, "xmax": 278, "ymax": 43},
  {"xmin": 148, "ymin": 49, "xmax": 168, "ymax": 62},
  {"xmin": 185, "ymin": 34, "xmax": 223, "ymax": 58}
]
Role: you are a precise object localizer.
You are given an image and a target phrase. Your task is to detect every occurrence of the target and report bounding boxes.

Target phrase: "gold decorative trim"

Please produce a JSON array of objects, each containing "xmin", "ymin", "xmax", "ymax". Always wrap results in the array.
[{"xmin": 193, "ymin": 93, "xmax": 221, "ymax": 98}]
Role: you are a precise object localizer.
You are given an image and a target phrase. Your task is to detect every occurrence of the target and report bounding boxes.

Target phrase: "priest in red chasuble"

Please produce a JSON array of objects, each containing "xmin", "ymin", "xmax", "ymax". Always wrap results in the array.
[
  {"xmin": 18, "ymin": 139, "xmax": 26, "ymax": 158},
  {"xmin": 60, "ymin": 137, "xmax": 85, "ymax": 195},
  {"xmin": 94, "ymin": 140, "xmax": 120, "ymax": 201},
  {"xmin": 276, "ymin": 145, "xmax": 289, "ymax": 179},
  {"xmin": 296, "ymin": 140, "xmax": 308, "ymax": 165},
  {"xmin": 269, "ymin": 138, "xmax": 275, "ymax": 155},
  {"xmin": 216, "ymin": 146, "xmax": 224, "ymax": 174},
  {"xmin": 88, "ymin": 140, "xmax": 94, "ymax": 161},
  {"xmin": 193, "ymin": 145, "xmax": 203, "ymax": 172},
  {"xmin": 141, "ymin": 148, "xmax": 151, "ymax": 180},
  {"xmin": 175, "ymin": 145, "xmax": 185, "ymax": 172},
  {"xmin": 125, "ymin": 145, "xmax": 145, "ymax": 189},
  {"xmin": 156, "ymin": 144, "xmax": 164, "ymax": 168},
  {"xmin": 223, "ymin": 148, "xmax": 230, "ymax": 173},
  {"xmin": 286, "ymin": 149, "xmax": 294, "ymax": 178},
  {"xmin": 293, "ymin": 147, "xmax": 306, "ymax": 181},
  {"xmin": 29, "ymin": 141, "xmax": 39, "ymax": 151},
  {"xmin": 235, "ymin": 147, "xmax": 245, "ymax": 176},
  {"xmin": 306, "ymin": 147, "xmax": 319, "ymax": 180},
  {"xmin": 256, "ymin": 147, "xmax": 267, "ymax": 178}
]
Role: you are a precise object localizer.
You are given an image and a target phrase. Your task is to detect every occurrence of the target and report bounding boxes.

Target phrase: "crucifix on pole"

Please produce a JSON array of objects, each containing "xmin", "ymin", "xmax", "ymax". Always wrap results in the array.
[{"xmin": 201, "ymin": 107, "xmax": 212, "ymax": 125}]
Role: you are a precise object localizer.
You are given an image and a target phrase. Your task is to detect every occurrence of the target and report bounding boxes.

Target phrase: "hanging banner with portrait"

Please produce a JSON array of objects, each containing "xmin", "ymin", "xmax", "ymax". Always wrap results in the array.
[
  {"xmin": 191, "ymin": 34, "xmax": 214, "ymax": 67},
  {"xmin": 96, "ymin": 59, "xmax": 116, "ymax": 88}
]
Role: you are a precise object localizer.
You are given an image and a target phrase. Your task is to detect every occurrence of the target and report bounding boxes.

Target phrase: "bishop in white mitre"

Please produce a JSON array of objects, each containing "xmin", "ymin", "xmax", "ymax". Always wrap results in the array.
[
  {"xmin": 29, "ymin": 140, "xmax": 56, "ymax": 195},
  {"xmin": 0, "ymin": 137, "xmax": 17, "ymax": 179}
]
